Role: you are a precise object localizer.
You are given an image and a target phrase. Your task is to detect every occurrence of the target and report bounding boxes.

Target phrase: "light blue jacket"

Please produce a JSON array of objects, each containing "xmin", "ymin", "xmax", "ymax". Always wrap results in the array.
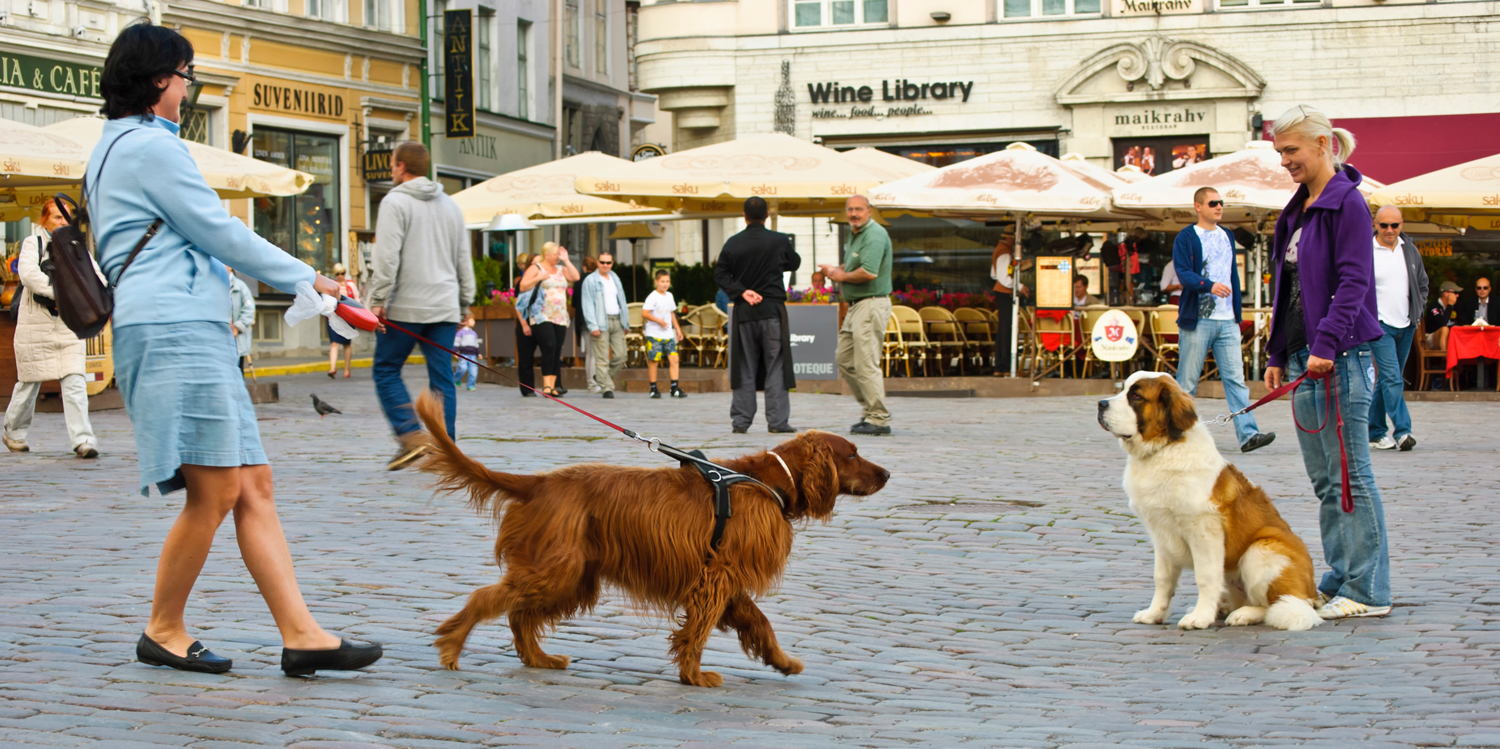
[
  {"xmin": 229, "ymin": 274, "xmax": 256, "ymax": 358},
  {"xmin": 87, "ymin": 116, "xmax": 315, "ymax": 329},
  {"xmin": 581, "ymin": 270, "xmax": 629, "ymax": 333}
]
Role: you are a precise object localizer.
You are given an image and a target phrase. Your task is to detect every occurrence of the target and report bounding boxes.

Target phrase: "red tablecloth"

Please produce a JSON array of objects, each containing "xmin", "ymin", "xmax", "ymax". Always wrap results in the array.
[
  {"xmin": 1447, "ymin": 326, "xmax": 1500, "ymax": 373},
  {"xmin": 1036, "ymin": 310, "xmax": 1077, "ymax": 352}
]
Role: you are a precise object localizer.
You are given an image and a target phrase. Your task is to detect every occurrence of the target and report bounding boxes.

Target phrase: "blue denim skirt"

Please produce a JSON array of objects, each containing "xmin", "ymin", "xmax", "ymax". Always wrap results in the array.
[{"xmin": 114, "ymin": 321, "xmax": 266, "ymax": 496}]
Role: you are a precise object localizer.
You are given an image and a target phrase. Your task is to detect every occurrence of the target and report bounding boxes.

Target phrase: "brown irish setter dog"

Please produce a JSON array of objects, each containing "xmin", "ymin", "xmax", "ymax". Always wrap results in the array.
[{"xmin": 412, "ymin": 392, "xmax": 890, "ymax": 687}]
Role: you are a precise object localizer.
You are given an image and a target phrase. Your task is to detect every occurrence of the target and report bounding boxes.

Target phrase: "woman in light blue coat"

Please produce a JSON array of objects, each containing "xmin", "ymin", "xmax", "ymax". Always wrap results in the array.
[
  {"xmin": 92, "ymin": 23, "xmax": 381, "ymax": 676},
  {"xmin": 228, "ymin": 269, "xmax": 255, "ymax": 371}
]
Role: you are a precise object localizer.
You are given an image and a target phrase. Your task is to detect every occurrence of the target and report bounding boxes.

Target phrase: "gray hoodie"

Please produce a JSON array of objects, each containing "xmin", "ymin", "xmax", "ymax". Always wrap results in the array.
[{"xmin": 368, "ymin": 177, "xmax": 475, "ymax": 324}]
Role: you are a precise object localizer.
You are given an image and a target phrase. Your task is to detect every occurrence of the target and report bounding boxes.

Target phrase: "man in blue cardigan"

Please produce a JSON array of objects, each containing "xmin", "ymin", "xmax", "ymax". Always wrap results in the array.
[{"xmin": 1173, "ymin": 187, "xmax": 1276, "ymax": 453}]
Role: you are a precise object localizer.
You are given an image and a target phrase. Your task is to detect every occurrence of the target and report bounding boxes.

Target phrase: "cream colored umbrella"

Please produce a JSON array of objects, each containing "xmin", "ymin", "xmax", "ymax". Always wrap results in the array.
[
  {"xmin": 1111, "ymin": 141, "xmax": 1386, "ymax": 226},
  {"xmin": 1060, "ymin": 153, "xmax": 1137, "ymax": 191},
  {"xmin": 46, "ymin": 116, "xmax": 313, "ymax": 200},
  {"xmin": 0, "ymin": 118, "xmax": 90, "ymax": 222},
  {"xmin": 454, "ymin": 151, "xmax": 663, "ymax": 229},
  {"xmin": 867, "ymin": 143, "xmax": 1140, "ymax": 220},
  {"xmin": 1368, "ymin": 152, "xmax": 1500, "ymax": 231},
  {"xmin": 574, "ymin": 133, "xmax": 898, "ymax": 216}
]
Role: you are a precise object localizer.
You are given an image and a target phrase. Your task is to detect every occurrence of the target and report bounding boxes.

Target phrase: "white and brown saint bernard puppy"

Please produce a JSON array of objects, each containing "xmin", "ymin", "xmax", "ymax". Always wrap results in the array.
[{"xmin": 1098, "ymin": 372, "xmax": 1322, "ymax": 631}]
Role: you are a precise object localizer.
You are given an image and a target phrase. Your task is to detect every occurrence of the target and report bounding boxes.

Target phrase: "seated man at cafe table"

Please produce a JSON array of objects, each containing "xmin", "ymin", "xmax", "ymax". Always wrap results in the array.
[
  {"xmin": 1071, "ymin": 274, "xmax": 1100, "ymax": 313},
  {"xmin": 1459, "ymin": 276, "xmax": 1497, "ymax": 327},
  {"xmin": 1424, "ymin": 281, "xmax": 1463, "ymax": 351}
]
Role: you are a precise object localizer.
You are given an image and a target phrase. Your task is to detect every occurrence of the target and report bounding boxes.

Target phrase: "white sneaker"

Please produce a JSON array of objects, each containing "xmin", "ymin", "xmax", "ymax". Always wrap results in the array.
[
  {"xmin": 1397, "ymin": 434, "xmax": 1417, "ymax": 451},
  {"xmin": 1370, "ymin": 436, "xmax": 1398, "ymax": 450},
  {"xmin": 1317, "ymin": 596, "xmax": 1391, "ymax": 620},
  {"xmin": 587, "ymin": 385, "xmax": 602, "ymax": 394}
]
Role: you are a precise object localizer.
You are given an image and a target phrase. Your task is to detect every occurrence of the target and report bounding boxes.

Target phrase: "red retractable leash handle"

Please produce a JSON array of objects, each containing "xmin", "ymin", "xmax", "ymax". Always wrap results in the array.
[
  {"xmin": 1228, "ymin": 367, "xmax": 1353, "ymax": 514},
  {"xmin": 335, "ymin": 299, "xmax": 647, "ymax": 443}
]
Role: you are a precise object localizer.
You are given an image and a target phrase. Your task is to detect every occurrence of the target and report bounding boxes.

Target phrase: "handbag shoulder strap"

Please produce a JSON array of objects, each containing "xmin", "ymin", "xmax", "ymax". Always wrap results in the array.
[{"xmin": 82, "ymin": 126, "xmax": 162, "ymax": 288}]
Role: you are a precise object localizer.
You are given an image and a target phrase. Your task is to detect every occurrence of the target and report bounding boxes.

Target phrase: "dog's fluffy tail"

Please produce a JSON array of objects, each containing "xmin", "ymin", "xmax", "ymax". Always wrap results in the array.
[
  {"xmin": 414, "ymin": 391, "xmax": 541, "ymax": 517},
  {"xmin": 1265, "ymin": 595, "xmax": 1323, "ymax": 631}
]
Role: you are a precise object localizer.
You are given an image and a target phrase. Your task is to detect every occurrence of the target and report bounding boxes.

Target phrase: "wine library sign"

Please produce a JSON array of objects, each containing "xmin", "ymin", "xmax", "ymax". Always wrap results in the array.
[{"xmin": 808, "ymin": 78, "xmax": 975, "ymax": 120}]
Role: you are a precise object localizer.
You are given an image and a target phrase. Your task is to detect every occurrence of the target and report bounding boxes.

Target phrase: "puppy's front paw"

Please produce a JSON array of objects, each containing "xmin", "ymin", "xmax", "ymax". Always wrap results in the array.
[
  {"xmin": 1177, "ymin": 609, "xmax": 1216, "ymax": 630},
  {"xmin": 1133, "ymin": 607, "xmax": 1168, "ymax": 625},
  {"xmin": 1225, "ymin": 606, "xmax": 1265, "ymax": 627},
  {"xmin": 680, "ymin": 670, "xmax": 723, "ymax": 688}
]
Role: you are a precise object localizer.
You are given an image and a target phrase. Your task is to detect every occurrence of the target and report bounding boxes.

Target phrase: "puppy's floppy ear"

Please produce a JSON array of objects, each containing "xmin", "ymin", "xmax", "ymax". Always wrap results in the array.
[
  {"xmin": 1164, "ymin": 380, "xmax": 1198, "ymax": 441},
  {"xmin": 791, "ymin": 433, "xmax": 839, "ymax": 520}
]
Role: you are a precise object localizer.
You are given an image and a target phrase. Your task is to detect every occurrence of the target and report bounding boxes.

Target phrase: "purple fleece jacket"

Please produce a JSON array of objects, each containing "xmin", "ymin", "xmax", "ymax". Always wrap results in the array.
[{"xmin": 1266, "ymin": 165, "xmax": 1383, "ymax": 369}]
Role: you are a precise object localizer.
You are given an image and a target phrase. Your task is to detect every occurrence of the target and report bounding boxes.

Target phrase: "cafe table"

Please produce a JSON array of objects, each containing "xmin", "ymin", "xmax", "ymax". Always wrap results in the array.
[{"xmin": 1446, "ymin": 324, "xmax": 1500, "ymax": 390}]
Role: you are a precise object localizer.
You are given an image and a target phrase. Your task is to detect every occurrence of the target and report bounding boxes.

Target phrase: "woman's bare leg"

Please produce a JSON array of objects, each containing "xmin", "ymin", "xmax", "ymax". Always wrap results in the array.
[
  {"xmin": 342, "ymin": 344, "xmax": 354, "ymax": 376},
  {"xmin": 144, "ymin": 465, "xmax": 241, "ymax": 656},
  {"xmin": 233, "ymin": 464, "xmax": 340, "ymax": 650},
  {"xmin": 328, "ymin": 343, "xmax": 338, "ymax": 375}
]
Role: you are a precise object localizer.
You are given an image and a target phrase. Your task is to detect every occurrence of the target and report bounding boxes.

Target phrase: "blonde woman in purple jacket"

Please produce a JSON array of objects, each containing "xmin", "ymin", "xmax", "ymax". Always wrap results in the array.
[{"xmin": 1265, "ymin": 105, "xmax": 1390, "ymax": 621}]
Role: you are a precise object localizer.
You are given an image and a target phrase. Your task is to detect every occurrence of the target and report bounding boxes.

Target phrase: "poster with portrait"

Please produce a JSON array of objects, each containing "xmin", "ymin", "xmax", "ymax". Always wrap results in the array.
[{"xmin": 1113, "ymin": 136, "xmax": 1211, "ymax": 177}]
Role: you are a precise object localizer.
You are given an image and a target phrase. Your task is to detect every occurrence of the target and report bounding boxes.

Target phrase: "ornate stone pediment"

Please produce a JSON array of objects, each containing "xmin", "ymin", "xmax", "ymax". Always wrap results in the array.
[{"xmin": 1055, "ymin": 38, "xmax": 1265, "ymax": 105}]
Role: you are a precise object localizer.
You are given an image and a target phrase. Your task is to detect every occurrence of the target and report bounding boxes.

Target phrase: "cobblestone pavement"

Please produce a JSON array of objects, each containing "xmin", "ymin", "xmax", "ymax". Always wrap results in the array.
[{"xmin": 2, "ymin": 370, "xmax": 1498, "ymax": 749}]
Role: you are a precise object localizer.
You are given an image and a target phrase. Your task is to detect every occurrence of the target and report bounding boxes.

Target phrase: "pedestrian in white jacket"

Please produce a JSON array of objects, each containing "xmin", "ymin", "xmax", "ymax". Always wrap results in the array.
[{"xmin": 3, "ymin": 201, "xmax": 99, "ymax": 458}]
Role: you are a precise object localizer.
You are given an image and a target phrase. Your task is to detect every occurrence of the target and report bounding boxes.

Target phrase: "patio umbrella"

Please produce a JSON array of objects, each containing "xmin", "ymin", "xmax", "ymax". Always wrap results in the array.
[
  {"xmin": 0, "ymin": 118, "xmax": 90, "ymax": 221},
  {"xmin": 453, "ymin": 151, "xmax": 663, "ymax": 229},
  {"xmin": 573, "ymin": 133, "xmax": 899, "ymax": 217},
  {"xmin": 867, "ymin": 142, "xmax": 1140, "ymax": 221},
  {"xmin": 45, "ymin": 116, "xmax": 313, "ymax": 200},
  {"xmin": 1368, "ymin": 152, "xmax": 1500, "ymax": 231}
]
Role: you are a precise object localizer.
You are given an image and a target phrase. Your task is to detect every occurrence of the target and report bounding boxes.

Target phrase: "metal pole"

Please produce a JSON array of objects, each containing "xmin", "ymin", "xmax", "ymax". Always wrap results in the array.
[
  {"xmin": 1010, "ymin": 213, "xmax": 1021, "ymax": 379},
  {"xmin": 554, "ymin": 0, "xmax": 564, "ymax": 161},
  {"xmin": 418, "ymin": 0, "xmax": 432, "ymax": 161}
]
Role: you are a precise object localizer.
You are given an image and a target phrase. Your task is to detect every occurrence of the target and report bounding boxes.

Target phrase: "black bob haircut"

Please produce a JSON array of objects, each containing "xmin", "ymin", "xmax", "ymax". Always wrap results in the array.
[
  {"xmin": 100, "ymin": 22, "xmax": 195, "ymax": 120},
  {"xmin": 743, "ymin": 196, "xmax": 769, "ymax": 223}
]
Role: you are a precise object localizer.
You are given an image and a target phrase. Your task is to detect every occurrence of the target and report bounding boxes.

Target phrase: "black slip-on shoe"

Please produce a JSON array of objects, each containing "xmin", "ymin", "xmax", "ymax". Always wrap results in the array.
[
  {"xmin": 850, "ymin": 422, "xmax": 892, "ymax": 436},
  {"xmin": 281, "ymin": 639, "xmax": 383, "ymax": 677},
  {"xmin": 732, "ymin": 426, "xmax": 749, "ymax": 434},
  {"xmin": 1240, "ymin": 432, "xmax": 1276, "ymax": 453},
  {"xmin": 769, "ymin": 425, "xmax": 796, "ymax": 433},
  {"xmin": 850, "ymin": 420, "xmax": 870, "ymax": 430},
  {"xmin": 602, "ymin": 391, "xmax": 615, "ymax": 399},
  {"xmin": 137, "ymin": 633, "xmax": 232, "ymax": 674}
]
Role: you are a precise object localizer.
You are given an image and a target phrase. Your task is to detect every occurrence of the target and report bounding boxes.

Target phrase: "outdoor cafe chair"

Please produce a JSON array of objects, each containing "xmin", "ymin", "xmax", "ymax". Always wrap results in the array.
[
  {"xmin": 1150, "ymin": 306, "xmax": 1180, "ymax": 374},
  {"xmin": 890, "ymin": 305, "xmax": 932, "ymax": 376},
  {"xmin": 1416, "ymin": 327, "xmax": 1453, "ymax": 392},
  {"xmin": 1079, "ymin": 307, "xmax": 1110, "ymax": 379},
  {"xmin": 678, "ymin": 304, "xmax": 705, "ymax": 365},
  {"xmin": 1031, "ymin": 310, "xmax": 1079, "ymax": 380},
  {"xmin": 1122, "ymin": 308, "xmax": 1148, "ymax": 378},
  {"xmin": 695, "ymin": 305, "xmax": 729, "ymax": 368},
  {"xmin": 883, "ymin": 311, "xmax": 907, "ymax": 377},
  {"xmin": 1016, "ymin": 308, "xmax": 1037, "ymax": 377},
  {"xmin": 919, "ymin": 306, "xmax": 968, "ymax": 376},
  {"xmin": 954, "ymin": 307, "xmax": 994, "ymax": 371}
]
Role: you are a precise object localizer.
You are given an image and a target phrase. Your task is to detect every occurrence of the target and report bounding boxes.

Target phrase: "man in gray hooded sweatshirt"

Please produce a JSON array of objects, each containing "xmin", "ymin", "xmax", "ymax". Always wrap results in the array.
[{"xmin": 368, "ymin": 142, "xmax": 476, "ymax": 470}]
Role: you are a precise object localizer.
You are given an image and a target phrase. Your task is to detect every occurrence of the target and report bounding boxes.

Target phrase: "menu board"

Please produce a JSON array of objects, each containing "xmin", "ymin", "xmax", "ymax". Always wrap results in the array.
[{"xmin": 1035, "ymin": 255, "xmax": 1075, "ymax": 310}]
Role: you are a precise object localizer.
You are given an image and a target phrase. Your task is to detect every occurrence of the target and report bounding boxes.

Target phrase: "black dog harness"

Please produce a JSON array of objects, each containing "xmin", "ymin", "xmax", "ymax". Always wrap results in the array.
[{"xmin": 654, "ymin": 443, "xmax": 788, "ymax": 551}]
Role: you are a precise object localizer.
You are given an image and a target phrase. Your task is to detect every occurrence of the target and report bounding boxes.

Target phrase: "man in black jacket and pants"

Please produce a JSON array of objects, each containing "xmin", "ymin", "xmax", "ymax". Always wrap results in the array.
[{"xmin": 714, "ymin": 197, "xmax": 801, "ymax": 434}]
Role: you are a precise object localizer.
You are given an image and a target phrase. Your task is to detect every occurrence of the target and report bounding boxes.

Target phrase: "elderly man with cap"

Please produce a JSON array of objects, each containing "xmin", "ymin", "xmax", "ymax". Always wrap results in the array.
[{"xmin": 1367, "ymin": 206, "xmax": 1426, "ymax": 451}]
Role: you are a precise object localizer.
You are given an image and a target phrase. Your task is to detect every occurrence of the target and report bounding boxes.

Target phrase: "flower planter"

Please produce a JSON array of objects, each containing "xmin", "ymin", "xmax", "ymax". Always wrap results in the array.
[{"xmin": 471, "ymin": 305, "xmax": 516, "ymax": 320}]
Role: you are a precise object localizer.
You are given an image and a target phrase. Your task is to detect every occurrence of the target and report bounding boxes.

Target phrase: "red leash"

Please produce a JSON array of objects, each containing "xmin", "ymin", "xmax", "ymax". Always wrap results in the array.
[
  {"xmin": 336, "ymin": 299, "xmax": 647, "ymax": 442},
  {"xmin": 1224, "ymin": 367, "xmax": 1353, "ymax": 513}
]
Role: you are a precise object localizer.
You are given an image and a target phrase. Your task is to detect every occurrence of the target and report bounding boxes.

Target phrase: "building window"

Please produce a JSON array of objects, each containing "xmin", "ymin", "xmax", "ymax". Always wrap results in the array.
[
  {"xmin": 518, "ymin": 20, "xmax": 532, "ymax": 119},
  {"xmin": 243, "ymin": 0, "xmax": 289, "ymax": 11},
  {"xmin": 429, "ymin": 0, "xmax": 446, "ymax": 99},
  {"xmin": 594, "ymin": 0, "xmax": 608, "ymax": 75},
  {"xmin": 1218, "ymin": 0, "xmax": 1319, "ymax": 8},
  {"xmin": 365, "ymin": 0, "xmax": 397, "ymax": 30},
  {"xmin": 253, "ymin": 309, "xmax": 283, "ymax": 343},
  {"xmin": 251, "ymin": 128, "xmax": 342, "ymax": 276},
  {"xmin": 566, "ymin": 0, "xmax": 581, "ymax": 68},
  {"xmin": 179, "ymin": 108, "xmax": 211, "ymax": 144},
  {"xmin": 1003, "ymin": 0, "xmax": 1100, "ymax": 17},
  {"xmin": 478, "ymin": 8, "xmax": 493, "ymax": 111},
  {"xmin": 792, "ymin": 0, "xmax": 887, "ymax": 28},
  {"xmin": 306, "ymin": 0, "xmax": 345, "ymax": 21}
]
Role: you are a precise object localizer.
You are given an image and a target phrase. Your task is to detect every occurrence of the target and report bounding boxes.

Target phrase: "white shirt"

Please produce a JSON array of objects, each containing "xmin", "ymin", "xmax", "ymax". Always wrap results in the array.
[
  {"xmin": 1371, "ymin": 238, "xmax": 1411, "ymax": 328},
  {"xmin": 991, "ymin": 252, "xmax": 1013, "ymax": 290},
  {"xmin": 1160, "ymin": 262, "xmax": 1180, "ymax": 293},
  {"xmin": 601, "ymin": 272, "xmax": 620, "ymax": 316},
  {"xmin": 1194, "ymin": 225, "xmax": 1235, "ymax": 320},
  {"xmin": 643, "ymin": 290, "xmax": 676, "ymax": 340}
]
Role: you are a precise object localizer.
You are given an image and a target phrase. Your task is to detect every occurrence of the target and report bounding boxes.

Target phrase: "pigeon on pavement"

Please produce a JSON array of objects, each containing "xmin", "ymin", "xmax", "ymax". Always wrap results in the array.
[{"xmin": 311, "ymin": 394, "xmax": 341, "ymax": 417}]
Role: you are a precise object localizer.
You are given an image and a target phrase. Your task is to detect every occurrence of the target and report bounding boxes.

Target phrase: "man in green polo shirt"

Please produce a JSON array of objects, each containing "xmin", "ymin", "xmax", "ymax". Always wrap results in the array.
[{"xmin": 820, "ymin": 195, "xmax": 893, "ymax": 436}]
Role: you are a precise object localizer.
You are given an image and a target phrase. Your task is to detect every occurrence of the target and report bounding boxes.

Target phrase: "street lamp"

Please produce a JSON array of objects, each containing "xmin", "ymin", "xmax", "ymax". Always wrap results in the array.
[
  {"xmin": 607, "ymin": 222, "xmax": 661, "ymax": 300},
  {"xmin": 486, "ymin": 213, "xmax": 539, "ymax": 290}
]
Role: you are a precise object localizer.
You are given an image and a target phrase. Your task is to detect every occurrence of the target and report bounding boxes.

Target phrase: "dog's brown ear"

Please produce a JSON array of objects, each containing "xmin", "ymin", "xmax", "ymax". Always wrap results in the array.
[
  {"xmin": 1164, "ymin": 380, "xmax": 1198, "ymax": 441},
  {"xmin": 794, "ymin": 433, "xmax": 840, "ymax": 520}
]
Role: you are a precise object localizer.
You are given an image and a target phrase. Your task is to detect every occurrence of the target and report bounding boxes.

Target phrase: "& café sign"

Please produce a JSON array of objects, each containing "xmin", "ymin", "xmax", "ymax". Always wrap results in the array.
[{"xmin": 0, "ymin": 52, "xmax": 102, "ymax": 98}]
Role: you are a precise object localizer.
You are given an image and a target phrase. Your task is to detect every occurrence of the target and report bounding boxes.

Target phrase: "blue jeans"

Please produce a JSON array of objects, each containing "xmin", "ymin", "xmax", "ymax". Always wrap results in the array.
[
  {"xmin": 453, "ymin": 357, "xmax": 478, "ymax": 388},
  {"xmin": 1176, "ymin": 318, "xmax": 1261, "ymax": 446},
  {"xmin": 1367, "ymin": 322, "xmax": 1415, "ymax": 441},
  {"xmin": 374, "ymin": 321, "xmax": 458, "ymax": 438},
  {"xmin": 1287, "ymin": 345, "xmax": 1391, "ymax": 606}
]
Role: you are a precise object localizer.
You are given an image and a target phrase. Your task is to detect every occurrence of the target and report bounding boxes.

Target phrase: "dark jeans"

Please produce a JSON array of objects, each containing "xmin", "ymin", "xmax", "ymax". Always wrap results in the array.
[
  {"xmin": 731, "ymin": 317, "xmax": 790, "ymax": 431},
  {"xmin": 532, "ymin": 321, "xmax": 568, "ymax": 378},
  {"xmin": 515, "ymin": 321, "xmax": 538, "ymax": 394},
  {"xmin": 1368, "ymin": 321, "xmax": 1415, "ymax": 441},
  {"xmin": 374, "ymin": 320, "xmax": 457, "ymax": 438},
  {"xmin": 990, "ymin": 291, "xmax": 1013, "ymax": 374}
]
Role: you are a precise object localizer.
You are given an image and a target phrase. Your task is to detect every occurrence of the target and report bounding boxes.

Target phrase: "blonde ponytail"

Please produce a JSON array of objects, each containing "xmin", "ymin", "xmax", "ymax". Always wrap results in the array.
[{"xmin": 1272, "ymin": 105, "xmax": 1356, "ymax": 166}]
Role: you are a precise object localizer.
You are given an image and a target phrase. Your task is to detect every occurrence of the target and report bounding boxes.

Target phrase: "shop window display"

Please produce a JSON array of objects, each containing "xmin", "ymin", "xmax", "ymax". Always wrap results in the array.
[{"xmin": 252, "ymin": 128, "xmax": 341, "ymax": 276}]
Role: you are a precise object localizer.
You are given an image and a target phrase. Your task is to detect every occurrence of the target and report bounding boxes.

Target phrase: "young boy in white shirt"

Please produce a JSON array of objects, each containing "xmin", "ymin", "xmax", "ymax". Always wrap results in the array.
[{"xmin": 641, "ymin": 269, "xmax": 687, "ymax": 399}]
